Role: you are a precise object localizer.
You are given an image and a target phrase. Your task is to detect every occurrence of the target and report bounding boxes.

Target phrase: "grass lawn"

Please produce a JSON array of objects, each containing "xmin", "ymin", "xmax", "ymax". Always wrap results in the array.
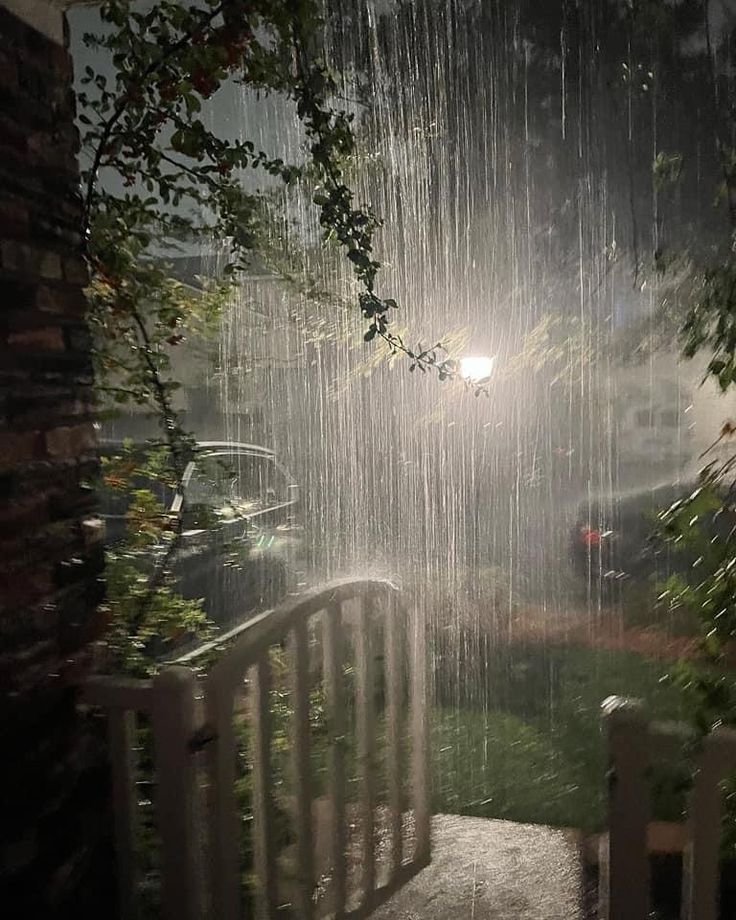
[{"xmin": 432, "ymin": 642, "xmax": 694, "ymax": 832}]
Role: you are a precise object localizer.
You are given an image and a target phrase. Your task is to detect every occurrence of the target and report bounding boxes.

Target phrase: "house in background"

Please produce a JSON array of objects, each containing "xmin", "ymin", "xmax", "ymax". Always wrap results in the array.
[{"xmin": 612, "ymin": 354, "xmax": 736, "ymax": 488}]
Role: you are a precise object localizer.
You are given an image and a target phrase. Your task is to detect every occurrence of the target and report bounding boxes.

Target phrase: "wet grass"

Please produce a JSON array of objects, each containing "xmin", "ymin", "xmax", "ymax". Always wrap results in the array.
[
  {"xmin": 433, "ymin": 706, "xmax": 592, "ymax": 828},
  {"xmin": 432, "ymin": 642, "xmax": 694, "ymax": 832}
]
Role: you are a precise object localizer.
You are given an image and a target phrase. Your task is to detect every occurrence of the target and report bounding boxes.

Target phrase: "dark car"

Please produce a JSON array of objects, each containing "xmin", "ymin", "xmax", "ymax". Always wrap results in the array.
[
  {"xmin": 570, "ymin": 479, "xmax": 733, "ymax": 591},
  {"xmin": 99, "ymin": 440, "xmax": 303, "ymax": 628}
]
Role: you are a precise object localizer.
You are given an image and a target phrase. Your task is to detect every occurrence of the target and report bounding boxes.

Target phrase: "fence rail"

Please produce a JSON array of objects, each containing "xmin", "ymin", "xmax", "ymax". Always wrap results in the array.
[
  {"xmin": 600, "ymin": 695, "xmax": 736, "ymax": 920},
  {"xmin": 84, "ymin": 577, "xmax": 430, "ymax": 920}
]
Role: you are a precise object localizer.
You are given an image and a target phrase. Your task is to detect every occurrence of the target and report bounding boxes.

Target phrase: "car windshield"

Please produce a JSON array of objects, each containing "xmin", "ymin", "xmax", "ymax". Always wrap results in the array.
[{"xmin": 186, "ymin": 451, "xmax": 285, "ymax": 518}]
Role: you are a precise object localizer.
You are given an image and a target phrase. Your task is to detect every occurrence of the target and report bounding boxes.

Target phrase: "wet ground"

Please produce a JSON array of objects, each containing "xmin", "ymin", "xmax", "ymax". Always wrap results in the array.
[{"xmin": 373, "ymin": 815, "xmax": 583, "ymax": 920}]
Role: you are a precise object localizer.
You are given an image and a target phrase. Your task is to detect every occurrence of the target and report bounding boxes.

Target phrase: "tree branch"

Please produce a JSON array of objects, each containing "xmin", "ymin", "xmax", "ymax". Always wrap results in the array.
[{"xmin": 82, "ymin": 0, "xmax": 228, "ymax": 239}]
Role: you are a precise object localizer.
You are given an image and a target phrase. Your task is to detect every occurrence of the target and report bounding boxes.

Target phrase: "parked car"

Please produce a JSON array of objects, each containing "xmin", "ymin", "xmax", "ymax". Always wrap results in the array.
[
  {"xmin": 99, "ymin": 440, "xmax": 303, "ymax": 629},
  {"xmin": 569, "ymin": 479, "xmax": 732, "ymax": 590}
]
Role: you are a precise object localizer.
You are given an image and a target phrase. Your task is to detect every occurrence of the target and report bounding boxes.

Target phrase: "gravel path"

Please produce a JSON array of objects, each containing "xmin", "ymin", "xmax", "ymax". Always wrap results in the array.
[{"xmin": 372, "ymin": 814, "xmax": 583, "ymax": 920}]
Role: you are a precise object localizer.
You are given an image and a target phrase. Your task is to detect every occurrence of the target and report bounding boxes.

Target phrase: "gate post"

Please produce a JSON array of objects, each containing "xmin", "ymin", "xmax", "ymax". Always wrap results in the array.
[
  {"xmin": 410, "ymin": 599, "xmax": 431, "ymax": 866},
  {"xmin": 152, "ymin": 666, "xmax": 202, "ymax": 920},
  {"xmin": 600, "ymin": 696, "xmax": 650, "ymax": 920}
]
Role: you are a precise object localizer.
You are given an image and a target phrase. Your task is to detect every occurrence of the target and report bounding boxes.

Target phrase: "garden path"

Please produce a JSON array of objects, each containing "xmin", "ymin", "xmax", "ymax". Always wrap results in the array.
[{"xmin": 373, "ymin": 815, "xmax": 583, "ymax": 920}]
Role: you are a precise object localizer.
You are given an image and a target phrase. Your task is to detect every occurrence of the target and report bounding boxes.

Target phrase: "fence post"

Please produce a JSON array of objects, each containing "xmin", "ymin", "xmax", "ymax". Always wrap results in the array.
[
  {"xmin": 323, "ymin": 601, "xmax": 347, "ymax": 917},
  {"xmin": 107, "ymin": 709, "xmax": 140, "ymax": 920},
  {"xmin": 205, "ymin": 667, "xmax": 240, "ymax": 920},
  {"xmin": 252, "ymin": 651, "xmax": 278, "ymax": 920},
  {"xmin": 385, "ymin": 591, "xmax": 405, "ymax": 879},
  {"xmin": 682, "ymin": 728, "xmax": 736, "ymax": 920},
  {"xmin": 152, "ymin": 665, "xmax": 202, "ymax": 920},
  {"xmin": 410, "ymin": 599, "xmax": 431, "ymax": 867},
  {"xmin": 600, "ymin": 696, "xmax": 650, "ymax": 920},
  {"xmin": 356, "ymin": 593, "xmax": 377, "ymax": 905},
  {"xmin": 289, "ymin": 616, "xmax": 314, "ymax": 919}
]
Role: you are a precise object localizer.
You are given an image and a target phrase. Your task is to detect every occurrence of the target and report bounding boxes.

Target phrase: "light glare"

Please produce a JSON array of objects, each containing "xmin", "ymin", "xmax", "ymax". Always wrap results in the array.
[{"xmin": 460, "ymin": 355, "xmax": 495, "ymax": 382}]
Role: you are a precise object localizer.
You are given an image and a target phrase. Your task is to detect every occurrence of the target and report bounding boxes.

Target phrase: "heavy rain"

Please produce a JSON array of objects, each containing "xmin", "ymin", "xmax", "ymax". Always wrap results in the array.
[{"xmin": 51, "ymin": 0, "xmax": 736, "ymax": 916}]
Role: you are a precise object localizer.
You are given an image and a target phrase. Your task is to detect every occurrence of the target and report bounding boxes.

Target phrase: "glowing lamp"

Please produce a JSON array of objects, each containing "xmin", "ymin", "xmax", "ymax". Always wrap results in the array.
[{"xmin": 459, "ymin": 355, "xmax": 495, "ymax": 383}]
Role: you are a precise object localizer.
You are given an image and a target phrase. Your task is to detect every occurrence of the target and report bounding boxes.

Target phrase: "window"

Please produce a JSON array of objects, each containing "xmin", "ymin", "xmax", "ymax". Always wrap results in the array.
[{"xmin": 187, "ymin": 452, "xmax": 286, "ymax": 518}]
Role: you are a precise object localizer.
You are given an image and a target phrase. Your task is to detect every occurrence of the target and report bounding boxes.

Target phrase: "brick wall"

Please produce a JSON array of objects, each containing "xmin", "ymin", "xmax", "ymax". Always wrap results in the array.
[{"xmin": 0, "ymin": 5, "xmax": 112, "ymax": 916}]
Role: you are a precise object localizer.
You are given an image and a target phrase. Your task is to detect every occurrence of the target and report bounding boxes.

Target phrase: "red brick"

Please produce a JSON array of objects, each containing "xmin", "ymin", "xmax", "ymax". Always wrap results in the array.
[
  {"xmin": 0, "ymin": 6, "xmax": 109, "ymax": 911},
  {"xmin": 0, "ymin": 241, "xmax": 62, "ymax": 279},
  {"xmin": 8, "ymin": 326, "xmax": 65, "ymax": 351},
  {"xmin": 33, "ymin": 211, "xmax": 82, "ymax": 249},
  {"xmin": 26, "ymin": 130, "xmax": 53, "ymax": 164},
  {"xmin": 0, "ymin": 429, "xmax": 44, "ymax": 472},
  {"xmin": 45, "ymin": 423, "xmax": 96, "ymax": 460},
  {"xmin": 0, "ymin": 494, "xmax": 48, "ymax": 534},
  {"xmin": 1, "ymin": 239, "xmax": 32, "ymax": 272},
  {"xmin": 0, "ymin": 566, "xmax": 54, "ymax": 612},
  {"xmin": 47, "ymin": 44, "xmax": 71, "ymax": 80},
  {"xmin": 62, "ymin": 257, "xmax": 88, "ymax": 286},
  {"xmin": 0, "ymin": 520, "xmax": 78, "ymax": 567},
  {"xmin": 12, "ymin": 398, "xmax": 90, "ymax": 431},
  {"xmin": 0, "ymin": 277, "xmax": 34, "ymax": 310},
  {"xmin": 39, "ymin": 250, "xmax": 63, "ymax": 280},
  {"xmin": 0, "ymin": 196, "xmax": 29, "ymax": 236},
  {"xmin": 36, "ymin": 284, "xmax": 87, "ymax": 316},
  {"xmin": 0, "ymin": 50, "xmax": 18, "ymax": 87},
  {"xmin": 0, "ymin": 114, "xmax": 28, "ymax": 156}
]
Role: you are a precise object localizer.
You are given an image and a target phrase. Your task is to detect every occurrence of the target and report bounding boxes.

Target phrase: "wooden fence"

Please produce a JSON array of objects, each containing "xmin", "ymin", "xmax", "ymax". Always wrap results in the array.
[
  {"xmin": 85, "ymin": 577, "xmax": 431, "ymax": 920},
  {"xmin": 601, "ymin": 695, "xmax": 736, "ymax": 920}
]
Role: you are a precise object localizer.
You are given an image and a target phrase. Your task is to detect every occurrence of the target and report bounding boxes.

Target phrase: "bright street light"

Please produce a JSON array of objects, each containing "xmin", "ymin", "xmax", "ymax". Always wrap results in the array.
[{"xmin": 460, "ymin": 355, "xmax": 495, "ymax": 383}]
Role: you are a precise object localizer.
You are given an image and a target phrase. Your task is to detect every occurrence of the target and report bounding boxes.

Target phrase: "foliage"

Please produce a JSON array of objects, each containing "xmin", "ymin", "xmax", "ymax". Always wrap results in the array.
[
  {"xmin": 103, "ymin": 559, "xmax": 209, "ymax": 675},
  {"xmin": 656, "ymin": 438, "xmax": 736, "ymax": 855},
  {"xmin": 432, "ymin": 708, "xmax": 587, "ymax": 828},
  {"xmin": 606, "ymin": 0, "xmax": 736, "ymax": 799},
  {"xmin": 432, "ymin": 643, "xmax": 694, "ymax": 832},
  {"xmin": 89, "ymin": 269, "xmax": 229, "ymax": 420},
  {"xmin": 657, "ymin": 482, "xmax": 736, "ymax": 722},
  {"xmin": 648, "ymin": 7, "xmax": 736, "ymax": 822},
  {"xmin": 81, "ymin": 0, "xmax": 470, "ymax": 414},
  {"xmin": 98, "ymin": 443, "xmax": 214, "ymax": 676},
  {"xmin": 501, "ymin": 314, "xmax": 596, "ymax": 387},
  {"xmin": 683, "ymin": 261, "xmax": 736, "ymax": 391},
  {"xmin": 78, "ymin": 0, "xmax": 486, "ymax": 673},
  {"xmin": 615, "ymin": 576, "xmax": 698, "ymax": 636},
  {"xmin": 653, "ymin": 151, "xmax": 684, "ymax": 193},
  {"xmin": 232, "ymin": 644, "xmax": 330, "ymax": 907}
]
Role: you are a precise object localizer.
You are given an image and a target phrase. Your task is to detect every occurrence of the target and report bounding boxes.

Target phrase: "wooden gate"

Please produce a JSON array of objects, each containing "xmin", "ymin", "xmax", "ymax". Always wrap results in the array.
[
  {"xmin": 85, "ymin": 577, "xmax": 431, "ymax": 920},
  {"xmin": 600, "ymin": 695, "xmax": 736, "ymax": 920}
]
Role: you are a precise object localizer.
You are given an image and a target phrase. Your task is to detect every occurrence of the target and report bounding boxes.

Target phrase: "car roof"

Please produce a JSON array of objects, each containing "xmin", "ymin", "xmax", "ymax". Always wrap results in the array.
[
  {"xmin": 96, "ymin": 439, "xmax": 275, "ymax": 458},
  {"xmin": 197, "ymin": 441, "xmax": 275, "ymax": 457}
]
